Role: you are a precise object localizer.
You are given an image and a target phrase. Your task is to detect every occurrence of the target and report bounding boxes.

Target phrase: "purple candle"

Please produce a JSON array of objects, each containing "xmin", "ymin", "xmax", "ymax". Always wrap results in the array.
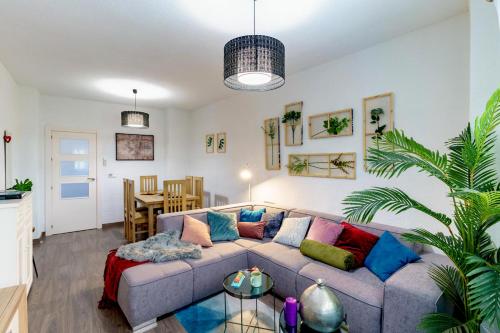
[{"xmin": 284, "ymin": 297, "xmax": 298, "ymax": 327}]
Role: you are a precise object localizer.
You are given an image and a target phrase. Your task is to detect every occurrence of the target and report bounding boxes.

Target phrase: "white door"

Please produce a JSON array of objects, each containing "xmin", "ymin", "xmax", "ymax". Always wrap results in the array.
[{"xmin": 49, "ymin": 131, "xmax": 97, "ymax": 235}]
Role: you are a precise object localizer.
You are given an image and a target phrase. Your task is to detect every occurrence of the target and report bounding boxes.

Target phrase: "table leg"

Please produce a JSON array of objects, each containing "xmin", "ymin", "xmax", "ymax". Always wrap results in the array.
[
  {"xmin": 240, "ymin": 297, "xmax": 244, "ymax": 333},
  {"xmin": 255, "ymin": 298, "xmax": 259, "ymax": 330},
  {"xmin": 224, "ymin": 292, "xmax": 227, "ymax": 332},
  {"xmin": 148, "ymin": 205, "xmax": 154, "ymax": 236},
  {"xmin": 273, "ymin": 290, "xmax": 276, "ymax": 332}
]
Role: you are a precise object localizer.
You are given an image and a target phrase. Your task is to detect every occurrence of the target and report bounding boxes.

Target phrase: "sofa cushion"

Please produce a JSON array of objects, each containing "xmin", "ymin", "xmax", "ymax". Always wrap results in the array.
[
  {"xmin": 334, "ymin": 222, "xmax": 379, "ymax": 268},
  {"xmin": 211, "ymin": 242, "xmax": 247, "ymax": 258},
  {"xmin": 300, "ymin": 239, "xmax": 355, "ymax": 271},
  {"xmin": 262, "ymin": 211, "xmax": 285, "ymax": 239},
  {"xmin": 298, "ymin": 262, "xmax": 384, "ymax": 309},
  {"xmin": 306, "ymin": 216, "xmax": 344, "ymax": 244},
  {"xmin": 250, "ymin": 243, "xmax": 312, "ymax": 273},
  {"xmin": 207, "ymin": 211, "xmax": 239, "ymax": 241},
  {"xmin": 157, "ymin": 209, "xmax": 210, "ymax": 234},
  {"xmin": 121, "ymin": 260, "xmax": 193, "ymax": 287},
  {"xmin": 181, "ymin": 215, "xmax": 213, "ymax": 247},
  {"xmin": 183, "ymin": 248, "xmax": 222, "ymax": 268},
  {"xmin": 273, "ymin": 216, "xmax": 311, "ymax": 248},
  {"xmin": 240, "ymin": 208, "xmax": 266, "ymax": 222},
  {"xmin": 234, "ymin": 237, "xmax": 271, "ymax": 249}
]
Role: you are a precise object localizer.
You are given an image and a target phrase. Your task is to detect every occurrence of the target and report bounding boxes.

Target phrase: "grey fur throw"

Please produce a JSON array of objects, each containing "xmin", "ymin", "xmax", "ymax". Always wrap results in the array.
[{"xmin": 116, "ymin": 230, "xmax": 202, "ymax": 263}]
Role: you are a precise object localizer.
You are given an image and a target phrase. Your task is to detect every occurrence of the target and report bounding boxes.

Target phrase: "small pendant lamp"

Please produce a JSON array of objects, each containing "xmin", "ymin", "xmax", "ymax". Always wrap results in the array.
[{"xmin": 121, "ymin": 89, "xmax": 149, "ymax": 128}]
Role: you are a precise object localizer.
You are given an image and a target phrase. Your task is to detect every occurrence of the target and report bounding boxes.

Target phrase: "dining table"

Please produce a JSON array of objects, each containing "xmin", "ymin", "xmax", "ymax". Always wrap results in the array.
[{"xmin": 134, "ymin": 192, "xmax": 199, "ymax": 236}]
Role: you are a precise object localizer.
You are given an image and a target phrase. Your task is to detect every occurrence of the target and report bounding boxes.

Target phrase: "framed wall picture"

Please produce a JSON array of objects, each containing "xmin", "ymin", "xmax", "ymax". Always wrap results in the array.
[
  {"xmin": 287, "ymin": 152, "xmax": 356, "ymax": 179},
  {"xmin": 363, "ymin": 92, "xmax": 394, "ymax": 170},
  {"xmin": 262, "ymin": 117, "xmax": 281, "ymax": 170},
  {"xmin": 216, "ymin": 132, "xmax": 226, "ymax": 153},
  {"xmin": 116, "ymin": 133, "xmax": 154, "ymax": 161},
  {"xmin": 283, "ymin": 101, "xmax": 303, "ymax": 146},
  {"xmin": 308, "ymin": 108, "xmax": 353, "ymax": 139},
  {"xmin": 206, "ymin": 134, "xmax": 215, "ymax": 153}
]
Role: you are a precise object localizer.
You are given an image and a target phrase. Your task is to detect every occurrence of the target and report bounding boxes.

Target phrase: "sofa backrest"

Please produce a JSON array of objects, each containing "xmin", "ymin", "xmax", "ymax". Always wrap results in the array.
[
  {"xmin": 289, "ymin": 208, "xmax": 424, "ymax": 254},
  {"xmin": 157, "ymin": 208, "xmax": 211, "ymax": 234}
]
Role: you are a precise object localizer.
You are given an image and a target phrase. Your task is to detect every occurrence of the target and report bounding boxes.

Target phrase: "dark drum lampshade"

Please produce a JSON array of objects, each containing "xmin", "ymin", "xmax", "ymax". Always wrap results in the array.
[
  {"xmin": 121, "ymin": 111, "xmax": 149, "ymax": 128},
  {"xmin": 121, "ymin": 89, "xmax": 149, "ymax": 128},
  {"xmin": 224, "ymin": 35, "xmax": 285, "ymax": 91}
]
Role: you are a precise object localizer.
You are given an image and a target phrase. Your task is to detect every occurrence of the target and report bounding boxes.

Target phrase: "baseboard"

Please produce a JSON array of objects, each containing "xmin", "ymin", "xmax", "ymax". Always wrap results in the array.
[
  {"xmin": 102, "ymin": 221, "xmax": 124, "ymax": 229},
  {"xmin": 132, "ymin": 319, "xmax": 157, "ymax": 333}
]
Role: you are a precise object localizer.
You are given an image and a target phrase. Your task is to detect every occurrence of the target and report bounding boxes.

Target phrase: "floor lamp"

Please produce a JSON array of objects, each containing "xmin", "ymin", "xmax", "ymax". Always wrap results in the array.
[{"xmin": 240, "ymin": 166, "xmax": 252, "ymax": 202}]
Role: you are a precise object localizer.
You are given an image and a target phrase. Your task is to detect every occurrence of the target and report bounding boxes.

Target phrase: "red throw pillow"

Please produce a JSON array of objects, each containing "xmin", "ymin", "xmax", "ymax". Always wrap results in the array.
[
  {"xmin": 334, "ymin": 222, "xmax": 379, "ymax": 268},
  {"xmin": 237, "ymin": 221, "xmax": 265, "ymax": 240}
]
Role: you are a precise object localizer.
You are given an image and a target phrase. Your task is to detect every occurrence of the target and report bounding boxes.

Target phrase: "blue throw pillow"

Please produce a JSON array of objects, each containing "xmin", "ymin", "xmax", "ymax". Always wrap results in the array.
[
  {"xmin": 207, "ymin": 211, "xmax": 239, "ymax": 241},
  {"xmin": 240, "ymin": 208, "xmax": 266, "ymax": 222},
  {"xmin": 365, "ymin": 231, "xmax": 421, "ymax": 281},
  {"xmin": 262, "ymin": 211, "xmax": 285, "ymax": 238}
]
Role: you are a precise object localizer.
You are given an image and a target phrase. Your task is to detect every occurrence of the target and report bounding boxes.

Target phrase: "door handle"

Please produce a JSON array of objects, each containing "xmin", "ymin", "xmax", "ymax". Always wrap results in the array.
[{"xmin": 88, "ymin": 177, "xmax": 96, "ymax": 182}]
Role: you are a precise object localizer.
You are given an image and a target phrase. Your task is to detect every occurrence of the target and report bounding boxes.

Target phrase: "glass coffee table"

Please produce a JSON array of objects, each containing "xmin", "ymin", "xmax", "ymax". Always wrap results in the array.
[{"xmin": 223, "ymin": 271, "xmax": 276, "ymax": 332}]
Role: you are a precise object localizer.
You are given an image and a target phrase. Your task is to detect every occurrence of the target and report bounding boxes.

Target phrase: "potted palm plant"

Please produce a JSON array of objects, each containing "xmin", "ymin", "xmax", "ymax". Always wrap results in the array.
[{"xmin": 343, "ymin": 90, "xmax": 500, "ymax": 332}]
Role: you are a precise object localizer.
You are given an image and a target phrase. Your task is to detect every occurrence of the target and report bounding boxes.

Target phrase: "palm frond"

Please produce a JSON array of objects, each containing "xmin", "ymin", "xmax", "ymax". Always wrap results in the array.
[
  {"xmin": 466, "ymin": 256, "xmax": 500, "ymax": 329},
  {"xmin": 366, "ymin": 129, "xmax": 451, "ymax": 187},
  {"xmin": 428, "ymin": 265, "xmax": 466, "ymax": 317},
  {"xmin": 418, "ymin": 313, "xmax": 479, "ymax": 333},
  {"xmin": 342, "ymin": 187, "xmax": 452, "ymax": 226}
]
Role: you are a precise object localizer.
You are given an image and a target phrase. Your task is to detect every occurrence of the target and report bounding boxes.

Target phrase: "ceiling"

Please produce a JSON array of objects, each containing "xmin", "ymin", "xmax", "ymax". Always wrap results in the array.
[{"xmin": 0, "ymin": 0, "xmax": 467, "ymax": 110}]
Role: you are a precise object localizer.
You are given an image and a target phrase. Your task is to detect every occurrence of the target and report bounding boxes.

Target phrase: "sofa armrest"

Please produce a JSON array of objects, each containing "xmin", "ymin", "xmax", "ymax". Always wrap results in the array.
[
  {"xmin": 382, "ymin": 253, "xmax": 451, "ymax": 333},
  {"xmin": 156, "ymin": 208, "xmax": 211, "ymax": 234}
]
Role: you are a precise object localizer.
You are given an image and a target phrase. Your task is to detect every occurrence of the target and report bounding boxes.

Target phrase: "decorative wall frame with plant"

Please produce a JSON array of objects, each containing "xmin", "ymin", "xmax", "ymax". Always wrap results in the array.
[
  {"xmin": 363, "ymin": 92, "xmax": 394, "ymax": 170},
  {"xmin": 308, "ymin": 109, "xmax": 353, "ymax": 139},
  {"xmin": 287, "ymin": 152, "xmax": 356, "ymax": 179},
  {"xmin": 216, "ymin": 132, "xmax": 226, "ymax": 153},
  {"xmin": 205, "ymin": 134, "xmax": 215, "ymax": 153},
  {"xmin": 283, "ymin": 101, "xmax": 303, "ymax": 146},
  {"xmin": 262, "ymin": 117, "xmax": 281, "ymax": 170}
]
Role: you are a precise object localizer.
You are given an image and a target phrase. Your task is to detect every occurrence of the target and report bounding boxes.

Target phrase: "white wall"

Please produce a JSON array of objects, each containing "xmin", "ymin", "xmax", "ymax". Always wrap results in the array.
[
  {"xmin": 469, "ymin": 0, "xmax": 500, "ymax": 245},
  {"xmin": 0, "ymin": 61, "xmax": 20, "ymax": 191},
  {"xmin": 189, "ymin": 14, "xmax": 470, "ymax": 234}
]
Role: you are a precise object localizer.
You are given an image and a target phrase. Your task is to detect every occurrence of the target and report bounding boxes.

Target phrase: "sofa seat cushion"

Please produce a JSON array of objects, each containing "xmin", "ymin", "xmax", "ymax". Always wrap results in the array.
[
  {"xmin": 234, "ymin": 237, "xmax": 271, "ymax": 248},
  {"xmin": 183, "ymin": 248, "xmax": 222, "ymax": 268},
  {"xmin": 298, "ymin": 262, "xmax": 384, "ymax": 308},
  {"xmin": 250, "ymin": 243, "xmax": 312, "ymax": 273},
  {"xmin": 121, "ymin": 260, "xmax": 193, "ymax": 287},
  {"xmin": 211, "ymin": 242, "xmax": 247, "ymax": 258}
]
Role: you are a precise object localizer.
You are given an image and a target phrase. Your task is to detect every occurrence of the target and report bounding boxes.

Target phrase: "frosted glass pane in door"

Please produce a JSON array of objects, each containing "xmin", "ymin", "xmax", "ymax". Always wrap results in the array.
[
  {"xmin": 61, "ymin": 183, "xmax": 89, "ymax": 199},
  {"xmin": 60, "ymin": 139, "xmax": 89, "ymax": 155},
  {"xmin": 60, "ymin": 160, "xmax": 89, "ymax": 176}
]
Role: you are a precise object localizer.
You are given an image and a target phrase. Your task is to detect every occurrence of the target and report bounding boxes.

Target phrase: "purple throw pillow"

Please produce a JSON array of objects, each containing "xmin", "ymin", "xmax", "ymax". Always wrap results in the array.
[{"xmin": 306, "ymin": 217, "xmax": 344, "ymax": 245}]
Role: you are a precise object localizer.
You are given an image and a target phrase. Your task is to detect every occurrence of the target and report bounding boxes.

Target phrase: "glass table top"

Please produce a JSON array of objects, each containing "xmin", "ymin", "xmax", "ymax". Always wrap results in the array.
[{"xmin": 223, "ymin": 271, "xmax": 274, "ymax": 299}]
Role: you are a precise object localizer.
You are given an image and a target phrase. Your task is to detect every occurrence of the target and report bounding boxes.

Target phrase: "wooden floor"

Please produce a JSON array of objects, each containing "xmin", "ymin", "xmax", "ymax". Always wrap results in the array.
[{"xmin": 29, "ymin": 224, "xmax": 187, "ymax": 333}]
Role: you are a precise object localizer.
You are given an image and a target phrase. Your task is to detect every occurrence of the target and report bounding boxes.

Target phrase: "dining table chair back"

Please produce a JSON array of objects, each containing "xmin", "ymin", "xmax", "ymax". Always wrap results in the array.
[
  {"xmin": 123, "ymin": 178, "xmax": 130, "ymax": 240},
  {"xmin": 128, "ymin": 179, "xmax": 149, "ymax": 242},
  {"xmin": 185, "ymin": 176, "xmax": 194, "ymax": 195},
  {"xmin": 193, "ymin": 176, "xmax": 204, "ymax": 209},
  {"xmin": 163, "ymin": 180, "xmax": 187, "ymax": 213},
  {"xmin": 140, "ymin": 175, "xmax": 158, "ymax": 194}
]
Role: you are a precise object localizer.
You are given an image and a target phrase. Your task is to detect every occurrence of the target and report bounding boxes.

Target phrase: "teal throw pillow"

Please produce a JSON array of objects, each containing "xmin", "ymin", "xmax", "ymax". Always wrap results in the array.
[
  {"xmin": 207, "ymin": 211, "xmax": 239, "ymax": 241},
  {"xmin": 240, "ymin": 208, "xmax": 266, "ymax": 222}
]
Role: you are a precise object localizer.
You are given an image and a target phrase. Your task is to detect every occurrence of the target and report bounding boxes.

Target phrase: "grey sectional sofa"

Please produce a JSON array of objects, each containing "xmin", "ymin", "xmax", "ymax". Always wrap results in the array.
[{"xmin": 116, "ymin": 202, "xmax": 448, "ymax": 333}]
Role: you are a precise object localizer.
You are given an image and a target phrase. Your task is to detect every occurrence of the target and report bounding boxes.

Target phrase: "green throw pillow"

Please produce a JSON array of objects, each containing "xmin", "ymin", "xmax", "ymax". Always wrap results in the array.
[
  {"xmin": 207, "ymin": 211, "xmax": 239, "ymax": 241},
  {"xmin": 300, "ymin": 239, "xmax": 355, "ymax": 271}
]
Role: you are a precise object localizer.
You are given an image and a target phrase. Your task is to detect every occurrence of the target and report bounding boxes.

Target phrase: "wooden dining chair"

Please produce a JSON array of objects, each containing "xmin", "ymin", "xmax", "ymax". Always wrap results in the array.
[
  {"xmin": 123, "ymin": 178, "xmax": 130, "ymax": 240},
  {"xmin": 185, "ymin": 176, "xmax": 194, "ymax": 195},
  {"xmin": 128, "ymin": 179, "xmax": 150, "ymax": 242},
  {"xmin": 193, "ymin": 176, "xmax": 204, "ymax": 209},
  {"xmin": 140, "ymin": 175, "xmax": 158, "ymax": 194},
  {"xmin": 163, "ymin": 180, "xmax": 187, "ymax": 213}
]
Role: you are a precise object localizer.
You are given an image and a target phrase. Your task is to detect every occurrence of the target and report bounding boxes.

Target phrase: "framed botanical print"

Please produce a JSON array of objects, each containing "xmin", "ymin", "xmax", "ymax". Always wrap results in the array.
[
  {"xmin": 309, "ymin": 108, "xmax": 353, "ymax": 139},
  {"xmin": 216, "ymin": 132, "xmax": 226, "ymax": 153},
  {"xmin": 287, "ymin": 152, "xmax": 356, "ymax": 179},
  {"xmin": 283, "ymin": 101, "xmax": 303, "ymax": 146},
  {"xmin": 206, "ymin": 134, "xmax": 215, "ymax": 153},
  {"xmin": 363, "ymin": 92, "xmax": 394, "ymax": 170},
  {"xmin": 262, "ymin": 117, "xmax": 281, "ymax": 170}
]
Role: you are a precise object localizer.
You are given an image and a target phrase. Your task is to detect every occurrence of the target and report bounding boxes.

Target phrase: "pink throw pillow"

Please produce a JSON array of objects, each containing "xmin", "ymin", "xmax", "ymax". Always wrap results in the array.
[
  {"xmin": 181, "ymin": 215, "xmax": 213, "ymax": 247},
  {"xmin": 306, "ymin": 217, "xmax": 344, "ymax": 245}
]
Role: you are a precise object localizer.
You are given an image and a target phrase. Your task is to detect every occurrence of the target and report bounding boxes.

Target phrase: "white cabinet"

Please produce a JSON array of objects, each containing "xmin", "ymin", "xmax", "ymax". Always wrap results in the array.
[{"xmin": 0, "ymin": 193, "xmax": 33, "ymax": 292}]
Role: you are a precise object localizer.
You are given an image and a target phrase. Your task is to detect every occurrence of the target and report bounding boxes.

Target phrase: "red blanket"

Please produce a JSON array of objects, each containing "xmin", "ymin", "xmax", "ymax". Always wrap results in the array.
[{"xmin": 98, "ymin": 249, "xmax": 147, "ymax": 309}]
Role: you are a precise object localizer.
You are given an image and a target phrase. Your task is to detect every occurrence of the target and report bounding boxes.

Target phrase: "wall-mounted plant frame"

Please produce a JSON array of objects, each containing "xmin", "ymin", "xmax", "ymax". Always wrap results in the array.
[
  {"xmin": 206, "ymin": 134, "xmax": 215, "ymax": 153},
  {"xmin": 308, "ymin": 108, "xmax": 353, "ymax": 139},
  {"xmin": 363, "ymin": 92, "xmax": 394, "ymax": 170},
  {"xmin": 287, "ymin": 152, "xmax": 356, "ymax": 179},
  {"xmin": 283, "ymin": 101, "xmax": 303, "ymax": 146},
  {"xmin": 216, "ymin": 132, "xmax": 226, "ymax": 153},
  {"xmin": 262, "ymin": 117, "xmax": 281, "ymax": 170}
]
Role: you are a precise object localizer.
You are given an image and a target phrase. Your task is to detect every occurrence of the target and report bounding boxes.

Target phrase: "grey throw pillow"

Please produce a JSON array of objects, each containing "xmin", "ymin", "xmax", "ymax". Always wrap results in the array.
[{"xmin": 272, "ymin": 216, "xmax": 311, "ymax": 248}]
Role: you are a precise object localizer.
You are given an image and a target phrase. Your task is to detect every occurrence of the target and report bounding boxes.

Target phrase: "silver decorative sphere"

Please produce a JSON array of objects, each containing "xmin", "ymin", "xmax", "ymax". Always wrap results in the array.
[{"xmin": 299, "ymin": 279, "xmax": 344, "ymax": 332}]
